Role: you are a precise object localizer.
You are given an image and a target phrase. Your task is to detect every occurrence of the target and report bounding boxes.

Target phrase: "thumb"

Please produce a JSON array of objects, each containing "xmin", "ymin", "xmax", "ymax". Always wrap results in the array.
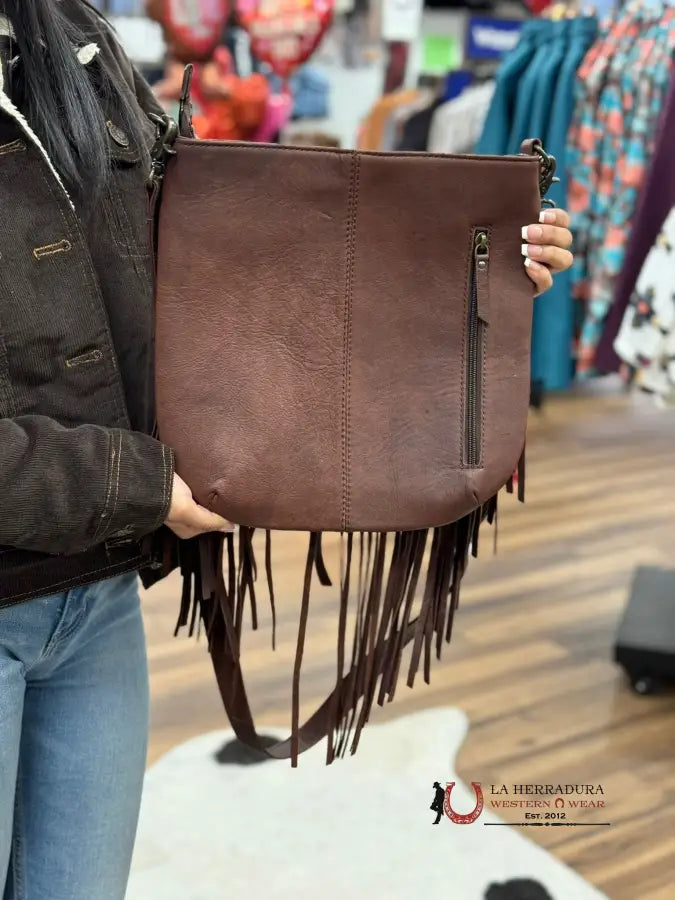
[{"xmin": 187, "ymin": 500, "xmax": 235, "ymax": 533}]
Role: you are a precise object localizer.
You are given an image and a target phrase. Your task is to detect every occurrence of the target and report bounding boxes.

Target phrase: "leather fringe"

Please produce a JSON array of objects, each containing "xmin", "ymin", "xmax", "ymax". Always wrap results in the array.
[
  {"xmin": 506, "ymin": 443, "xmax": 526, "ymax": 503},
  {"xmin": 173, "ymin": 453, "xmax": 525, "ymax": 765}
]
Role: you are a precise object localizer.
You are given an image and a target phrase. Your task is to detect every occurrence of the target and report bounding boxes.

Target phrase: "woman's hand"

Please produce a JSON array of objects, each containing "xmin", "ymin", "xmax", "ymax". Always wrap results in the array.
[
  {"xmin": 165, "ymin": 473, "xmax": 234, "ymax": 539},
  {"xmin": 522, "ymin": 208, "xmax": 573, "ymax": 296}
]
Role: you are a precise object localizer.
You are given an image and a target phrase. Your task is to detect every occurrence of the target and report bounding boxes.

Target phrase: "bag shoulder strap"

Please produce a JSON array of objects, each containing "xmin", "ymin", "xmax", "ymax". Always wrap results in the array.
[
  {"xmin": 176, "ymin": 516, "xmax": 484, "ymax": 767},
  {"xmin": 179, "ymin": 64, "xmax": 196, "ymax": 139}
]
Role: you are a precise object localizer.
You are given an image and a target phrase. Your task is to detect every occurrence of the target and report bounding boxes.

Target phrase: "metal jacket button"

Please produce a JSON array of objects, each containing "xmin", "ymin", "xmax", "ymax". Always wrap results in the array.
[{"xmin": 106, "ymin": 120, "xmax": 129, "ymax": 148}]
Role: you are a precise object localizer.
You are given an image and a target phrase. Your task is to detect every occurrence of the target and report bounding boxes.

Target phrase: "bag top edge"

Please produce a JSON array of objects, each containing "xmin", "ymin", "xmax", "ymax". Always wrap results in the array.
[{"xmin": 175, "ymin": 137, "xmax": 541, "ymax": 166}]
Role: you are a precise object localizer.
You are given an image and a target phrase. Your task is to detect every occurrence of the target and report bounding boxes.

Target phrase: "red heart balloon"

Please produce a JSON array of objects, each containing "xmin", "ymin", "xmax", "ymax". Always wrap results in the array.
[
  {"xmin": 147, "ymin": 0, "xmax": 229, "ymax": 63},
  {"xmin": 236, "ymin": 0, "xmax": 335, "ymax": 79}
]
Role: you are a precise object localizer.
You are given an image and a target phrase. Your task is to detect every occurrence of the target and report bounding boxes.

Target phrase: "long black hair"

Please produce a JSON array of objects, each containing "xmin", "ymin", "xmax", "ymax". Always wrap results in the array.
[{"xmin": 1, "ymin": 0, "xmax": 147, "ymax": 197}]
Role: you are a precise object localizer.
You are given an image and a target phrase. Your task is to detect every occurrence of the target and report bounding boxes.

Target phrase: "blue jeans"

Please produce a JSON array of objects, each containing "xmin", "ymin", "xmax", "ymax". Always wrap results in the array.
[{"xmin": 0, "ymin": 573, "xmax": 149, "ymax": 900}]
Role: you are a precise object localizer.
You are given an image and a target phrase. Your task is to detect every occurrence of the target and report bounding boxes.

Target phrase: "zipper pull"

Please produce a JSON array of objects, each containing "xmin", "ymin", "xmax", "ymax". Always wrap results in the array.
[{"xmin": 474, "ymin": 231, "xmax": 490, "ymax": 325}]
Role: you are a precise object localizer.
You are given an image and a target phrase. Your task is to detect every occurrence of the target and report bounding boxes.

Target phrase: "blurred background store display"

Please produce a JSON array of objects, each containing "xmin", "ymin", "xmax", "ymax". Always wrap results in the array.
[{"xmin": 93, "ymin": 0, "xmax": 673, "ymax": 406}]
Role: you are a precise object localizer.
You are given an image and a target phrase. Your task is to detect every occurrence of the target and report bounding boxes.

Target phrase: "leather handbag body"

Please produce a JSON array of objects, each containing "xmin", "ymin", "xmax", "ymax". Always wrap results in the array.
[{"xmin": 151, "ymin": 75, "xmax": 553, "ymax": 765}]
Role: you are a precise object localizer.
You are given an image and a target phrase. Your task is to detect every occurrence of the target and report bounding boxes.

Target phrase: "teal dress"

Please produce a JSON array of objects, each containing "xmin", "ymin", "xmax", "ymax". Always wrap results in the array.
[
  {"xmin": 506, "ymin": 20, "xmax": 556, "ymax": 155},
  {"xmin": 476, "ymin": 21, "xmax": 549, "ymax": 157},
  {"xmin": 531, "ymin": 16, "xmax": 598, "ymax": 390}
]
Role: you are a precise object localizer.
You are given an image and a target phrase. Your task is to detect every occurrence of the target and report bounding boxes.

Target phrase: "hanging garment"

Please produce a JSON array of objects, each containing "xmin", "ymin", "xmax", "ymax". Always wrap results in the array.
[
  {"xmin": 268, "ymin": 67, "xmax": 331, "ymax": 120},
  {"xmin": 568, "ymin": 3, "xmax": 675, "ymax": 377},
  {"xmin": 225, "ymin": 25, "xmax": 262, "ymax": 77},
  {"xmin": 442, "ymin": 70, "xmax": 473, "ymax": 103},
  {"xmin": 357, "ymin": 90, "xmax": 423, "ymax": 151},
  {"xmin": 528, "ymin": 21, "xmax": 570, "ymax": 145},
  {"xmin": 387, "ymin": 91, "xmax": 436, "ymax": 150},
  {"xmin": 396, "ymin": 97, "xmax": 445, "ymax": 151},
  {"xmin": 595, "ymin": 69, "xmax": 675, "ymax": 373},
  {"xmin": 545, "ymin": 16, "xmax": 600, "ymax": 233},
  {"xmin": 291, "ymin": 68, "xmax": 331, "ymax": 120},
  {"xmin": 476, "ymin": 20, "xmax": 549, "ymax": 156},
  {"xmin": 530, "ymin": 15, "xmax": 598, "ymax": 391},
  {"xmin": 593, "ymin": 12, "xmax": 668, "ymax": 298},
  {"xmin": 383, "ymin": 41, "xmax": 409, "ymax": 94},
  {"xmin": 505, "ymin": 20, "xmax": 555, "ymax": 155},
  {"xmin": 613, "ymin": 207, "xmax": 675, "ymax": 406},
  {"xmin": 566, "ymin": 6, "xmax": 628, "ymax": 303},
  {"xmin": 428, "ymin": 82, "xmax": 496, "ymax": 155}
]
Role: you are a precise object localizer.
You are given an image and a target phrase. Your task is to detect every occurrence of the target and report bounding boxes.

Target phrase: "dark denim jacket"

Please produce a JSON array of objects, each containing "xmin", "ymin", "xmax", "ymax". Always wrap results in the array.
[{"xmin": 0, "ymin": 2, "xmax": 176, "ymax": 605}]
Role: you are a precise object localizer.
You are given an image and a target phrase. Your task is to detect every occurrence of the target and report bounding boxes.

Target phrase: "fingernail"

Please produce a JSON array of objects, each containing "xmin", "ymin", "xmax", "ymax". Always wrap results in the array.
[
  {"xmin": 524, "ymin": 257, "xmax": 541, "ymax": 270},
  {"xmin": 539, "ymin": 210, "xmax": 556, "ymax": 224},
  {"xmin": 522, "ymin": 243, "xmax": 542, "ymax": 258},
  {"xmin": 522, "ymin": 225, "xmax": 543, "ymax": 241}
]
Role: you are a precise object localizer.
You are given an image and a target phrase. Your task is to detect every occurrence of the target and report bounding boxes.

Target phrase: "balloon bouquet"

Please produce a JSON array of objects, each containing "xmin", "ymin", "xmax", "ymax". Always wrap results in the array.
[{"xmin": 148, "ymin": 0, "xmax": 334, "ymax": 142}]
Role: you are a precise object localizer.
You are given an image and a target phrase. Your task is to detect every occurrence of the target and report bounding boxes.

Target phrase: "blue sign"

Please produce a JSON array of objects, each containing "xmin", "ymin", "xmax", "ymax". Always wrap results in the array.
[{"xmin": 465, "ymin": 17, "xmax": 523, "ymax": 62}]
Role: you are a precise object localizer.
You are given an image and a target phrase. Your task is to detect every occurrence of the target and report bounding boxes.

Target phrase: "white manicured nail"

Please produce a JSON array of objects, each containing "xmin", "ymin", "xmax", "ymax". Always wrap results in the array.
[
  {"xmin": 521, "ymin": 244, "xmax": 529, "ymax": 257},
  {"xmin": 521, "ymin": 226, "xmax": 529, "ymax": 240}
]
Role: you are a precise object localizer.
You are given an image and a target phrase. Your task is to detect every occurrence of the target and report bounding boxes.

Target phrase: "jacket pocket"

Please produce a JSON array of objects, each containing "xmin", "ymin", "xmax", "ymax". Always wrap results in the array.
[
  {"xmin": 103, "ymin": 167, "xmax": 152, "ymax": 262},
  {"xmin": 465, "ymin": 228, "xmax": 490, "ymax": 468},
  {"xmin": 101, "ymin": 118, "xmax": 155, "ymax": 264}
]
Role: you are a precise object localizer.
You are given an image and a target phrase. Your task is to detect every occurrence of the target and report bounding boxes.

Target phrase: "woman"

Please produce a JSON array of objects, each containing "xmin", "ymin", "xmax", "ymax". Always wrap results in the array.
[{"xmin": 0, "ymin": 2, "xmax": 573, "ymax": 898}]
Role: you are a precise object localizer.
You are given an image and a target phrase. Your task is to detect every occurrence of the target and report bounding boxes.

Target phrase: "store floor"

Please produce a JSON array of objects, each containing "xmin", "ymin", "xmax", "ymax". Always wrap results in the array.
[{"xmin": 141, "ymin": 382, "xmax": 675, "ymax": 899}]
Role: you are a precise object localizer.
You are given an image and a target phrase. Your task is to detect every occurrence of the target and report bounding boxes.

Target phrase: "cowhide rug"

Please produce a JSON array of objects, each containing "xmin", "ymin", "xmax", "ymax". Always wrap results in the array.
[{"xmin": 128, "ymin": 708, "xmax": 607, "ymax": 900}]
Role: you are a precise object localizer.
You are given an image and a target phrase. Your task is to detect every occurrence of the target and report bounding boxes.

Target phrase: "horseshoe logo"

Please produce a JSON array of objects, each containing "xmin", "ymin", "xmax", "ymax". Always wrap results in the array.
[{"xmin": 444, "ymin": 781, "xmax": 484, "ymax": 825}]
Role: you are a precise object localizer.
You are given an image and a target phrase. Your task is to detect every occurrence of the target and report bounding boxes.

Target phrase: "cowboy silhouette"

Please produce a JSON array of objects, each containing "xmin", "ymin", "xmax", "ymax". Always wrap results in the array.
[{"xmin": 430, "ymin": 781, "xmax": 445, "ymax": 824}]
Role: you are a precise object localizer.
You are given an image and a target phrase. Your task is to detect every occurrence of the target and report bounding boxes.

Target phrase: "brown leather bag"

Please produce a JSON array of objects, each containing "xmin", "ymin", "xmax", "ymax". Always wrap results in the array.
[{"xmin": 151, "ymin": 71, "xmax": 556, "ymax": 765}]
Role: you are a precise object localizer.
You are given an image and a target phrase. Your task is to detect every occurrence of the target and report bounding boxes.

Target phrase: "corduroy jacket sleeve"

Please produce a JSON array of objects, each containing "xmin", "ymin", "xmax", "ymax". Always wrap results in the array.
[
  {"xmin": 0, "ymin": 417, "xmax": 174, "ymax": 555},
  {"xmin": 0, "ymin": 5, "xmax": 178, "ymax": 560}
]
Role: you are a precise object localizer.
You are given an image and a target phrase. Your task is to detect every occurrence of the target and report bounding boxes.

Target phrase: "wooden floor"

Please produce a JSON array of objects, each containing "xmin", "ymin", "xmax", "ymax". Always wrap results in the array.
[{"xmin": 142, "ymin": 381, "xmax": 675, "ymax": 899}]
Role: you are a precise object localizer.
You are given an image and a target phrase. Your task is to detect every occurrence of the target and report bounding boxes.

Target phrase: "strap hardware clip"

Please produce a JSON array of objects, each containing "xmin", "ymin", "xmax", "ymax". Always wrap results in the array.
[{"xmin": 148, "ymin": 113, "xmax": 179, "ymax": 190}]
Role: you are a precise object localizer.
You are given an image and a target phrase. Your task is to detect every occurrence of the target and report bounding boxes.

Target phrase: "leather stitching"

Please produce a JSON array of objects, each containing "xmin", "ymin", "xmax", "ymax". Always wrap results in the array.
[
  {"xmin": 184, "ymin": 140, "xmax": 539, "ymax": 166},
  {"xmin": 342, "ymin": 155, "xmax": 359, "ymax": 532}
]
